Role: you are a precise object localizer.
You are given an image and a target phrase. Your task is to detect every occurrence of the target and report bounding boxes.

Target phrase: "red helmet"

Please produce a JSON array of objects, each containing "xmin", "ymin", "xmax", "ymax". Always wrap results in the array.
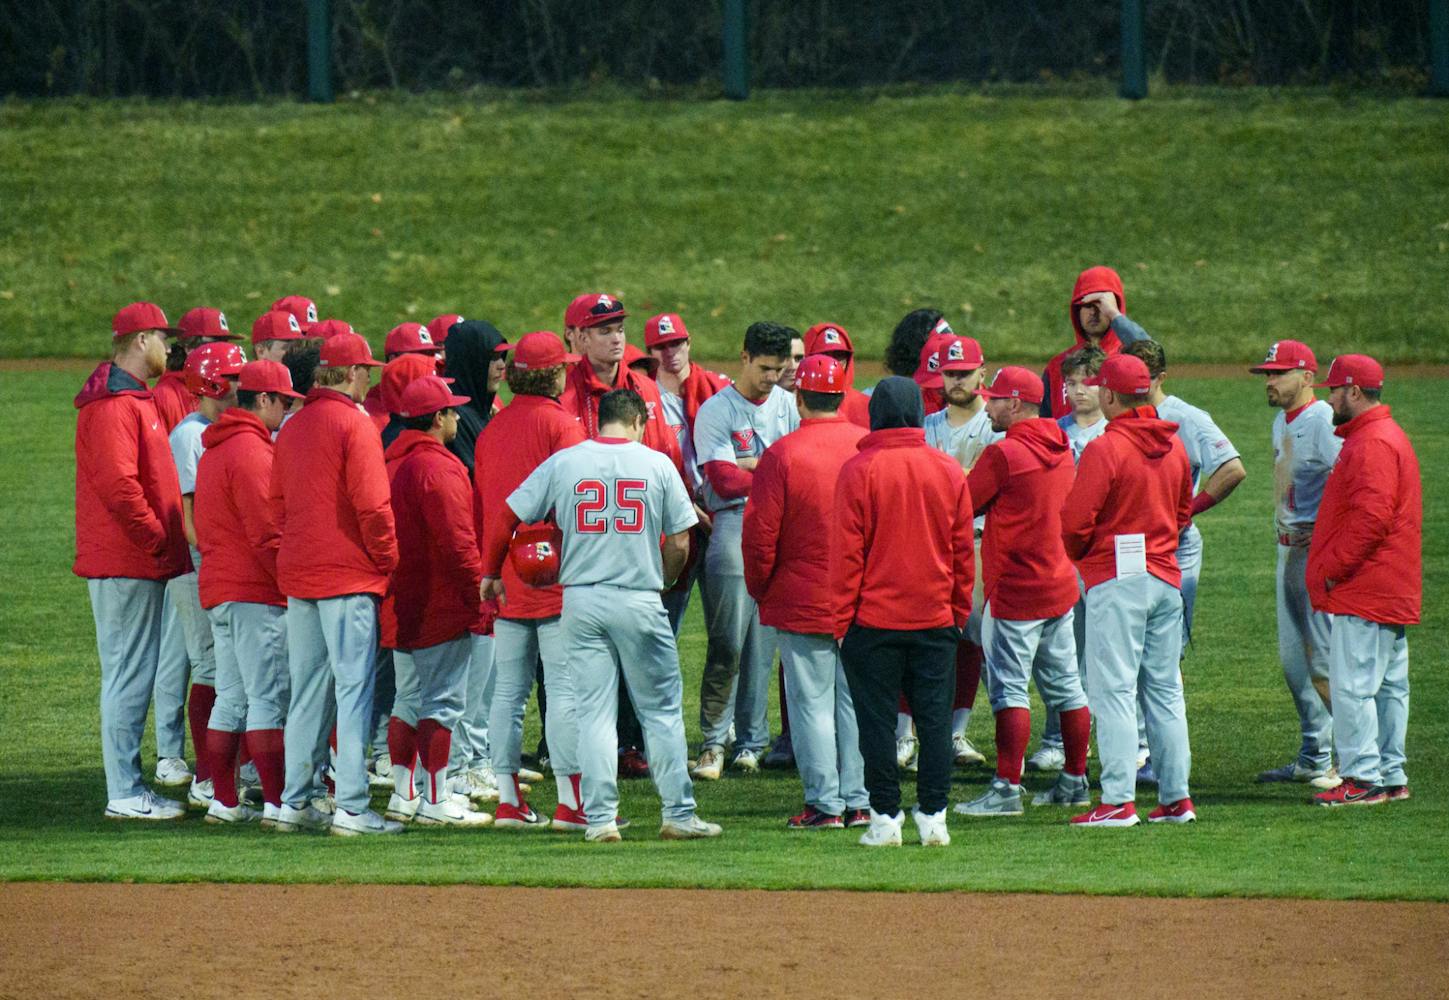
[
  {"xmin": 184, "ymin": 342, "xmax": 246, "ymax": 399},
  {"xmin": 509, "ymin": 523, "xmax": 562, "ymax": 587},
  {"xmin": 794, "ymin": 354, "xmax": 848, "ymax": 394}
]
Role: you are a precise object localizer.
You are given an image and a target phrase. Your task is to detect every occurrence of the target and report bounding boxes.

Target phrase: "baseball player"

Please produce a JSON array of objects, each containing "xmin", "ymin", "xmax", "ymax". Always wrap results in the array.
[
  {"xmin": 268, "ymin": 294, "xmax": 318, "ymax": 339},
  {"xmin": 381, "ymin": 376, "xmax": 492, "ymax": 827},
  {"xmin": 1307, "ymin": 355, "xmax": 1420, "ymax": 806},
  {"xmin": 743, "ymin": 355, "xmax": 871, "ymax": 828},
  {"xmin": 778, "ymin": 333, "xmax": 806, "ymax": 393},
  {"xmin": 1249, "ymin": 341, "xmax": 1341, "ymax": 789},
  {"xmin": 251, "ymin": 309, "xmax": 307, "ymax": 363},
  {"xmin": 1040, "ymin": 265, "xmax": 1149, "ymax": 419},
  {"xmin": 834, "ymin": 377, "xmax": 974, "ymax": 848},
  {"xmin": 76, "ymin": 303, "xmax": 191, "ymax": 820},
  {"xmin": 690, "ymin": 322, "xmax": 800, "ymax": 779},
  {"xmin": 953, "ymin": 367, "xmax": 1092, "ymax": 816},
  {"xmin": 802, "ymin": 323, "xmax": 871, "ymax": 427},
  {"xmin": 884, "ymin": 309, "xmax": 950, "ymax": 381},
  {"xmin": 440, "ymin": 319, "xmax": 507, "ymax": 476},
  {"xmin": 194, "ymin": 359, "xmax": 300, "ymax": 825},
  {"xmin": 271, "ymin": 331, "xmax": 400, "ymax": 835},
  {"xmin": 427, "ymin": 313, "xmax": 465, "ymax": 351},
  {"xmin": 363, "ymin": 322, "xmax": 445, "ymax": 429},
  {"xmin": 1061, "ymin": 354, "xmax": 1195, "ymax": 827},
  {"xmin": 482, "ymin": 389, "xmax": 722, "ymax": 842},
  {"xmin": 476, "ymin": 332, "xmax": 589, "ymax": 829},
  {"xmin": 911, "ymin": 320, "xmax": 959, "ymax": 414}
]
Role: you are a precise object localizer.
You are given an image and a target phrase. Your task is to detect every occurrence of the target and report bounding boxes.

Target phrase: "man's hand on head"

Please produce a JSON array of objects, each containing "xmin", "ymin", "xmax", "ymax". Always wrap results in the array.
[{"xmin": 1078, "ymin": 291, "xmax": 1121, "ymax": 324}]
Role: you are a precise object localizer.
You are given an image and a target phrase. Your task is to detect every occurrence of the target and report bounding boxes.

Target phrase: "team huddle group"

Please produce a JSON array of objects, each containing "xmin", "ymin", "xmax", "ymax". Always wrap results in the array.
[{"xmin": 73, "ymin": 263, "xmax": 1423, "ymax": 845}]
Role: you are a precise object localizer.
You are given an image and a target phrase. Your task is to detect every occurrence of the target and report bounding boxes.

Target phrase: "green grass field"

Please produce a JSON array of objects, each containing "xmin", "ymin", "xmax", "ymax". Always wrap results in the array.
[{"xmin": 0, "ymin": 367, "xmax": 1443, "ymax": 898}]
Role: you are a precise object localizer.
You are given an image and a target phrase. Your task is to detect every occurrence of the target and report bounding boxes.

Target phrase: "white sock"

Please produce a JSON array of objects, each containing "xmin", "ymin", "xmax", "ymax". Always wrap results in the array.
[
  {"xmin": 499, "ymin": 773, "xmax": 521, "ymax": 808},
  {"xmin": 896, "ymin": 713, "xmax": 913, "ymax": 741},
  {"xmin": 952, "ymin": 708, "xmax": 971, "ymax": 737},
  {"xmin": 426, "ymin": 767, "xmax": 448, "ymax": 805},
  {"xmin": 556, "ymin": 773, "xmax": 579, "ymax": 810},
  {"xmin": 392, "ymin": 762, "xmax": 416, "ymax": 800}
]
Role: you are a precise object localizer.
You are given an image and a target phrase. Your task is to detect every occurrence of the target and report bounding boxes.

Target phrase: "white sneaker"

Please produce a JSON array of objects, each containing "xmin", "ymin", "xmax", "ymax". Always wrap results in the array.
[
  {"xmin": 260, "ymin": 802, "xmax": 283, "ymax": 830},
  {"xmin": 272, "ymin": 802, "xmax": 331, "ymax": 833},
  {"xmin": 690, "ymin": 747, "xmax": 724, "ymax": 781},
  {"xmin": 730, "ymin": 748, "xmax": 761, "ymax": 773},
  {"xmin": 585, "ymin": 821, "xmax": 623, "ymax": 843},
  {"xmin": 416, "ymin": 797, "xmax": 493, "ymax": 827},
  {"xmin": 896, "ymin": 736, "xmax": 919, "ymax": 773},
  {"xmin": 105, "ymin": 788, "xmax": 185, "ymax": 821},
  {"xmin": 659, "ymin": 814, "xmax": 723, "ymax": 840},
  {"xmin": 453, "ymin": 767, "xmax": 500, "ymax": 803},
  {"xmin": 952, "ymin": 734, "xmax": 986, "ymax": 767},
  {"xmin": 310, "ymin": 794, "xmax": 336, "ymax": 816},
  {"xmin": 1311, "ymin": 766, "xmax": 1344, "ymax": 790},
  {"xmin": 1135, "ymin": 748, "xmax": 1150, "ymax": 771},
  {"xmin": 331, "ymin": 808, "xmax": 405, "ymax": 836},
  {"xmin": 385, "ymin": 792, "xmax": 420, "ymax": 822},
  {"xmin": 913, "ymin": 806, "xmax": 951, "ymax": 846},
  {"xmin": 155, "ymin": 757, "xmax": 193, "ymax": 787},
  {"xmin": 206, "ymin": 799, "xmax": 260, "ymax": 825},
  {"xmin": 518, "ymin": 766, "xmax": 544, "ymax": 784},
  {"xmin": 187, "ymin": 778, "xmax": 215, "ymax": 809},
  {"xmin": 859, "ymin": 808, "xmax": 904, "ymax": 847},
  {"xmin": 1026, "ymin": 745, "xmax": 1066, "ymax": 772},
  {"xmin": 369, "ymin": 754, "xmax": 394, "ymax": 789}
]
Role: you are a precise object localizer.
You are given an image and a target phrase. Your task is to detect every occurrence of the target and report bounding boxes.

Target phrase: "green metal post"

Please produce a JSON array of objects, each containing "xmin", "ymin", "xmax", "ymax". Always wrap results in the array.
[
  {"xmin": 1120, "ymin": 0, "xmax": 1147, "ymax": 100},
  {"xmin": 307, "ymin": 0, "xmax": 334, "ymax": 103},
  {"xmin": 723, "ymin": 0, "xmax": 748, "ymax": 100},
  {"xmin": 1431, "ymin": 0, "xmax": 1449, "ymax": 97}
]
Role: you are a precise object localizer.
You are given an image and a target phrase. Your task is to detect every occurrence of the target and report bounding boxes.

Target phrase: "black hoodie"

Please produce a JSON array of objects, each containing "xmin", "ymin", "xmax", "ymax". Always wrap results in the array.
[
  {"xmin": 441, "ymin": 320, "xmax": 506, "ymax": 476},
  {"xmin": 867, "ymin": 376, "xmax": 925, "ymax": 431}
]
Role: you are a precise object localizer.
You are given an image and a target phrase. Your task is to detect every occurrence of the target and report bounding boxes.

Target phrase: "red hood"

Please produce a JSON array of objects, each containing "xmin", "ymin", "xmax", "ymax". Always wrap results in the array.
[
  {"xmin": 384, "ymin": 428, "xmax": 447, "ymax": 470},
  {"xmin": 1069, "ymin": 266, "xmax": 1126, "ymax": 343},
  {"xmin": 1105, "ymin": 406, "xmax": 1179, "ymax": 459},
  {"xmin": 74, "ymin": 362, "xmax": 150, "ymax": 409},
  {"xmin": 201, "ymin": 408, "xmax": 272, "ymax": 449},
  {"xmin": 381, "ymin": 353, "xmax": 441, "ymax": 414},
  {"xmin": 1003, "ymin": 417, "xmax": 1071, "ymax": 471},
  {"xmin": 804, "ymin": 323, "xmax": 857, "ymax": 388}
]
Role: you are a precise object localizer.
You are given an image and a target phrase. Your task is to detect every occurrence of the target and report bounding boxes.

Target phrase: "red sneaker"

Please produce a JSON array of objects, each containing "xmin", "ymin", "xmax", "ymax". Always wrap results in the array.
[
  {"xmin": 494, "ymin": 801, "xmax": 550, "ymax": 828},
  {"xmin": 1385, "ymin": 785, "xmax": 1411, "ymax": 802},
  {"xmin": 551, "ymin": 803, "xmax": 588, "ymax": 831},
  {"xmin": 844, "ymin": 808, "xmax": 871, "ymax": 828},
  {"xmin": 1070, "ymin": 802, "xmax": 1140, "ymax": 827},
  {"xmin": 787, "ymin": 805, "xmax": 844, "ymax": 830},
  {"xmin": 619, "ymin": 747, "xmax": 651, "ymax": 779},
  {"xmin": 1147, "ymin": 798, "xmax": 1197, "ymax": 824},
  {"xmin": 1314, "ymin": 779, "xmax": 1386, "ymax": 807}
]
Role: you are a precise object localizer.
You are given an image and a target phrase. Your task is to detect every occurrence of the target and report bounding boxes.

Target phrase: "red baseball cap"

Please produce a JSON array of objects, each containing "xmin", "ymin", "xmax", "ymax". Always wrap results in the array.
[
  {"xmin": 565, "ymin": 293, "xmax": 627, "ymax": 330},
  {"xmin": 427, "ymin": 314, "xmax": 464, "ymax": 346},
  {"xmin": 1314, "ymin": 354, "xmax": 1384, "ymax": 390},
  {"xmin": 498, "ymin": 331, "xmax": 579, "ymax": 370},
  {"xmin": 237, "ymin": 359, "xmax": 304, "ymax": 399},
  {"xmin": 804, "ymin": 322, "xmax": 853, "ymax": 356},
  {"xmin": 396, "ymin": 374, "xmax": 470, "ymax": 418},
  {"xmin": 177, "ymin": 307, "xmax": 240, "ymax": 341},
  {"xmin": 309, "ymin": 318, "xmax": 354, "ymax": 340},
  {"xmin": 1086, "ymin": 354, "xmax": 1153, "ymax": 395},
  {"xmin": 251, "ymin": 310, "xmax": 305, "ymax": 345},
  {"xmin": 624, "ymin": 343, "xmax": 659, "ymax": 378},
  {"xmin": 977, "ymin": 365, "xmax": 1044, "ymax": 404},
  {"xmin": 914, "ymin": 330, "xmax": 956, "ymax": 388},
  {"xmin": 1249, "ymin": 340, "xmax": 1317, "ymax": 374},
  {"xmin": 644, "ymin": 313, "xmax": 689, "ymax": 348},
  {"xmin": 936, "ymin": 335, "xmax": 985, "ymax": 373},
  {"xmin": 112, "ymin": 301, "xmax": 181, "ymax": 338},
  {"xmin": 318, "ymin": 331, "xmax": 383, "ymax": 368},
  {"xmin": 794, "ymin": 354, "xmax": 848, "ymax": 394},
  {"xmin": 270, "ymin": 295, "xmax": 318, "ymax": 331},
  {"xmin": 384, "ymin": 322, "xmax": 441, "ymax": 356}
]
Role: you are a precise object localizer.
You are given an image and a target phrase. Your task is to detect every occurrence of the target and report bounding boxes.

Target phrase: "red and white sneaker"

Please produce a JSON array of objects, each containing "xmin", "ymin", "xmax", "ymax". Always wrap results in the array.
[
  {"xmin": 1070, "ymin": 802, "xmax": 1140, "ymax": 827},
  {"xmin": 1314, "ymin": 779, "xmax": 1387, "ymax": 807},
  {"xmin": 1384, "ymin": 785, "xmax": 1411, "ymax": 802},
  {"xmin": 787, "ymin": 805, "xmax": 844, "ymax": 830},
  {"xmin": 552, "ymin": 804, "xmax": 588, "ymax": 831},
  {"xmin": 1147, "ymin": 798, "xmax": 1197, "ymax": 824},
  {"xmin": 844, "ymin": 808, "xmax": 872, "ymax": 828},
  {"xmin": 494, "ymin": 801, "xmax": 550, "ymax": 829}
]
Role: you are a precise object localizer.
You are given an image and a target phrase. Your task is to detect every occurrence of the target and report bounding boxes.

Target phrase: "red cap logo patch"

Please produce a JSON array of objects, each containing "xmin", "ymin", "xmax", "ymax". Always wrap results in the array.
[
  {"xmin": 823, "ymin": 328, "xmax": 841, "ymax": 345},
  {"xmin": 657, "ymin": 315, "xmax": 675, "ymax": 335},
  {"xmin": 933, "ymin": 317, "xmax": 954, "ymax": 337}
]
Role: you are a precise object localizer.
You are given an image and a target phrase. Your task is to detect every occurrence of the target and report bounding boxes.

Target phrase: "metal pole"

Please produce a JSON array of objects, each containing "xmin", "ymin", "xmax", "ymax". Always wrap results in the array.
[
  {"xmin": 307, "ymin": 0, "xmax": 334, "ymax": 103},
  {"xmin": 1120, "ymin": 0, "xmax": 1147, "ymax": 100},
  {"xmin": 723, "ymin": 0, "xmax": 748, "ymax": 100},
  {"xmin": 1431, "ymin": 0, "xmax": 1449, "ymax": 97}
]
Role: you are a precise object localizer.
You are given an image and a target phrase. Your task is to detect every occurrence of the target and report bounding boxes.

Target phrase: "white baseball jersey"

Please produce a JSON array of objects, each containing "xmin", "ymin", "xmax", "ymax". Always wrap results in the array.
[
  {"xmin": 507, "ymin": 438, "xmax": 698, "ymax": 591},
  {"xmin": 692, "ymin": 384, "xmax": 799, "ymax": 513},
  {"xmin": 1272, "ymin": 398, "xmax": 1341, "ymax": 537},
  {"xmin": 170, "ymin": 410, "xmax": 211, "ymax": 564},
  {"xmin": 658, "ymin": 388, "xmax": 701, "ymax": 494},
  {"xmin": 1057, "ymin": 412, "xmax": 1107, "ymax": 465},
  {"xmin": 1157, "ymin": 395, "xmax": 1240, "ymax": 495},
  {"xmin": 925, "ymin": 405, "xmax": 1000, "ymax": 532}
]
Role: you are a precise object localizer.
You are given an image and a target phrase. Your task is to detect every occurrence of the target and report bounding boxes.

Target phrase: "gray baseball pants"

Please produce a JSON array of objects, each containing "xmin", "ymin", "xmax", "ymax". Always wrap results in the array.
[
  {"xmin": 777, "ymin": 630, "xmax": 868, "ymax": 815},
  {"xmin": 153, "ymin": 569, "xmax": 215, "ymax": 758},
  {"xmin": 1329, "ymin": 614, "xmax": 1409, "ymax": 787},
  {"xmin": 490, "ymin": 617, "xmax": 576, "ymax": 777},
  {"xmin": 207, "ymin": 602, "xmax": 289, "ymax": 732},
  {"xmin": 88, "ymin": 577, "xmax": 166, "ymax": 800},
  {"xmin": 452, "ymin": 633, "xmax": 496, "ymax": 771},
  {"xmin": 1277, "ymin": 543, "xmax": 1334, "ymax": 769},
  {"xmin": 982, "ymin": 603, "xmax": 1087, "ymax": 715},
  {"xmin": 699, "ymin": 508, "xmax": 777, "ymax": 754}
]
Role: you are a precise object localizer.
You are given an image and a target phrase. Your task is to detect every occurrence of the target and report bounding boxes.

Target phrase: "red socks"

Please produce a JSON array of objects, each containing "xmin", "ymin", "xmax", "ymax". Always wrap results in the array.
[
  {"xmin": 1060, "ymin": 706, "xmax": 1092, "ymax": 777},
  {"xmin": 245, "ymin": 729, "xmax": 285, "ymax": 807},
  {"xmin": 207, "ymin": 729, "xmax": 242, "ymax": 807},
  {"xmin": 994, "ymin": 707, "xmax": 1031, "ymax": 784},
  {"xmin": 415, "ymin": 718, "xmax": 452, "ymax": 803},
  {"xmin": 954, "ymin": 642, "xmax": 982, "ymax": 711},
  {"xmin": 187, "ymin": 684, "xmax": 217, "ymax": 781}
]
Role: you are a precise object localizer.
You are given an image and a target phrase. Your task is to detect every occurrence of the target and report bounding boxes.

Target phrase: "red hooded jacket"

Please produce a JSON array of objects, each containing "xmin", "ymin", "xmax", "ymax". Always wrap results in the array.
[
  {"xmin": 803, "ymin": 324, "xmax": 872, "ymax": 428},
  {"xmin": 386, "ymin": 431, "xmax": 483, "ymax": 649},
  {"xmin": 1042, "ymin": 266, "xmax": 1130, "ymax": 419},
  {"xmin": 475, "ymin": 393, "xmax": 587, "ymax": 620},
  {"xmin": 966, "ymin": 419, "xmax": 1079, "ymax": 620},
  {"xmin": 742, "ymin": 417, "xmax": 868, "ymax": 633},
  {"xmin": 675, "ymin": 364, "xmax": 733, "ymax": 430},
  {"xmin": 1306, "ymin": 406, "xmax": 1421, "ymax": 625},
  {"xmin": 194, "ymin": 408, "xmax": 283, "ymax": 608},
  {"xmin": 362, "ymin": 383, "xmax": 388, "ymax": 432},
  {"xmin": 73, "ymin": 363, "xmax": 190, "ymax": 581},
  {"xmin": 1060, "ymin": 406, "xmax": 1192, "ymax": 591},
  {"xmin": 151, "ymin": 369, "xmax": 197, "ymax": 433},
  {"xmin": 831, "ymin": 427, "xmax": 974, "ymax": 637},
  {"xmin": 560, "ymin": 360, "xmax": 683, "ymax": 475},
  {"xmin": 270, "ymin": 387, "xmax": 398, "ymax": 599}
]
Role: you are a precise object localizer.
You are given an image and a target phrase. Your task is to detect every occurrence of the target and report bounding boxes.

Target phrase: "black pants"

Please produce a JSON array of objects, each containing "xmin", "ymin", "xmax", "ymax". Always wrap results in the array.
[{"xmin": 841, "ymin": 624, "xmax": 959, "ymax": 816}]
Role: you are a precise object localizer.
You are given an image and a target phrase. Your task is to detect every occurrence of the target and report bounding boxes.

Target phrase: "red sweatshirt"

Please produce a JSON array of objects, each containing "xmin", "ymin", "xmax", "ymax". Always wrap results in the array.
[
  {"xmin": 802, "ymin": 323, "xmax": 872, "ymax": 428},
  {"xmin": 475, "ymin": 394, "xmax": 586, "ymax": 620},
  {"xmin": 151, "ymin": 369, "xmax": 197, "ymax": 433},
  {"xmin": 1060, "ymin": 406, "xmax": 1192, "ymax": 591},
  {"xmin": 1306, "ymin": 406, "xmax": 1421, "ymax": 625},
  {"xmin": 1042, "ymin": 266, "xmax": 1129, "ymax": 419},
  {"xmin": 743, "ymin": 417, "xmax": 868, "ymax": 633},
  {"xmin": 676, "ymin": 364, "xmax": 732, "ymax": 430},
  {"xmin": 270, "ymin": 387, "xmax": 398, "ymax": 599},
  {"xmin": 386, "ymin": 431, "xmax": 483, "ymax": 648},
  {"xmin": 72, "ymin": 363, "xmax": 190, "ymax": 581},
  {"xmin": 361, "ymin": 383, "xmax": 388, "ymax": 433},
  {"xmin": 966, "ymin": 419, "xmax": 1079, "ymax": 620},
  {"xmin": 194, "ymin": 409, "xmax": 283, "ymax": 608},
  {"xmin": 831, "ymin": 427, "xmax": 974, "ymax": 637},
  {"xmin": 560, "ymin": 360, "xmax": 683, "ymax": 475}
]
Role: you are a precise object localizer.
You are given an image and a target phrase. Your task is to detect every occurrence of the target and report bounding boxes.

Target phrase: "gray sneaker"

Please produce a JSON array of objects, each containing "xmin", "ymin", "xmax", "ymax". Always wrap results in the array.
[
  {"xmin": 953, "ymin": 777, "xmax": 1024, "ymax": 816},
  {"xmin": 659, "ymin": 814, "xmax": 723, "ymax": 840},
  {"xmin": 1032, "ymin": 771, "xmax": 1092, "ymax": 806}
]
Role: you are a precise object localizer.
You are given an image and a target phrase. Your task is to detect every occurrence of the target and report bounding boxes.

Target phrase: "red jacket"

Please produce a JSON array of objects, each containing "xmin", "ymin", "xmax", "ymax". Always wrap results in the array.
[
  {"xmin": 73, "ymin": 363, "xmax": 190, "ymax": 581},
  {"xmin": 1307, "ymin": 406, "xmax": 1421, "ymax": 625},
  {"xmin": 151, "ymin": 370, "xmax": 196, "ymax": 433},
  {"xmin": 560, "ymin": 360, "xmax": 683, "ymax": 475},
  {"xmin": 1061, "ymin": 407, "xmax": 1191, "ymax": 591},
  {"xmin": 966, "ymin": 419, "xmax": 1079, "ymax": 620},
  {"xmin": 831, "ymin": 427, "xmax": 974, "ymax": 637},
  {"xmin": 475, "ymin": 394, "xmax": 586, "ymax": 620},
  {"xmin": 801, "ymin": 323, "xmax": 871, "ymax": 428},
  {"xmin": 194, "ymin": 409, "xmax": 283, "ymax": 608},
  {"xmin": 676, "ymin": 364, "xmax": 732, "ymax": 430},
  {"xmin": 270, "ymin": 387, "xmax": 398, "ymax": 599},
  {"xmin": 743, "ymin": 417, "xmax": 867, "ymax": 633},
  {"xmin": 386, "ymin": 431, "xmax": 483, "ymax": 648},
  {"xmin": 840, "ymin": 391, "xmax": 872, "ymax": 429},
  {"xmin": 1042, "ymin": 266, "xmax": 1129, "ymax": 419},
  {"xmin": 362, "ymin": 383, "xmax": 388, "ymax": 433}
]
